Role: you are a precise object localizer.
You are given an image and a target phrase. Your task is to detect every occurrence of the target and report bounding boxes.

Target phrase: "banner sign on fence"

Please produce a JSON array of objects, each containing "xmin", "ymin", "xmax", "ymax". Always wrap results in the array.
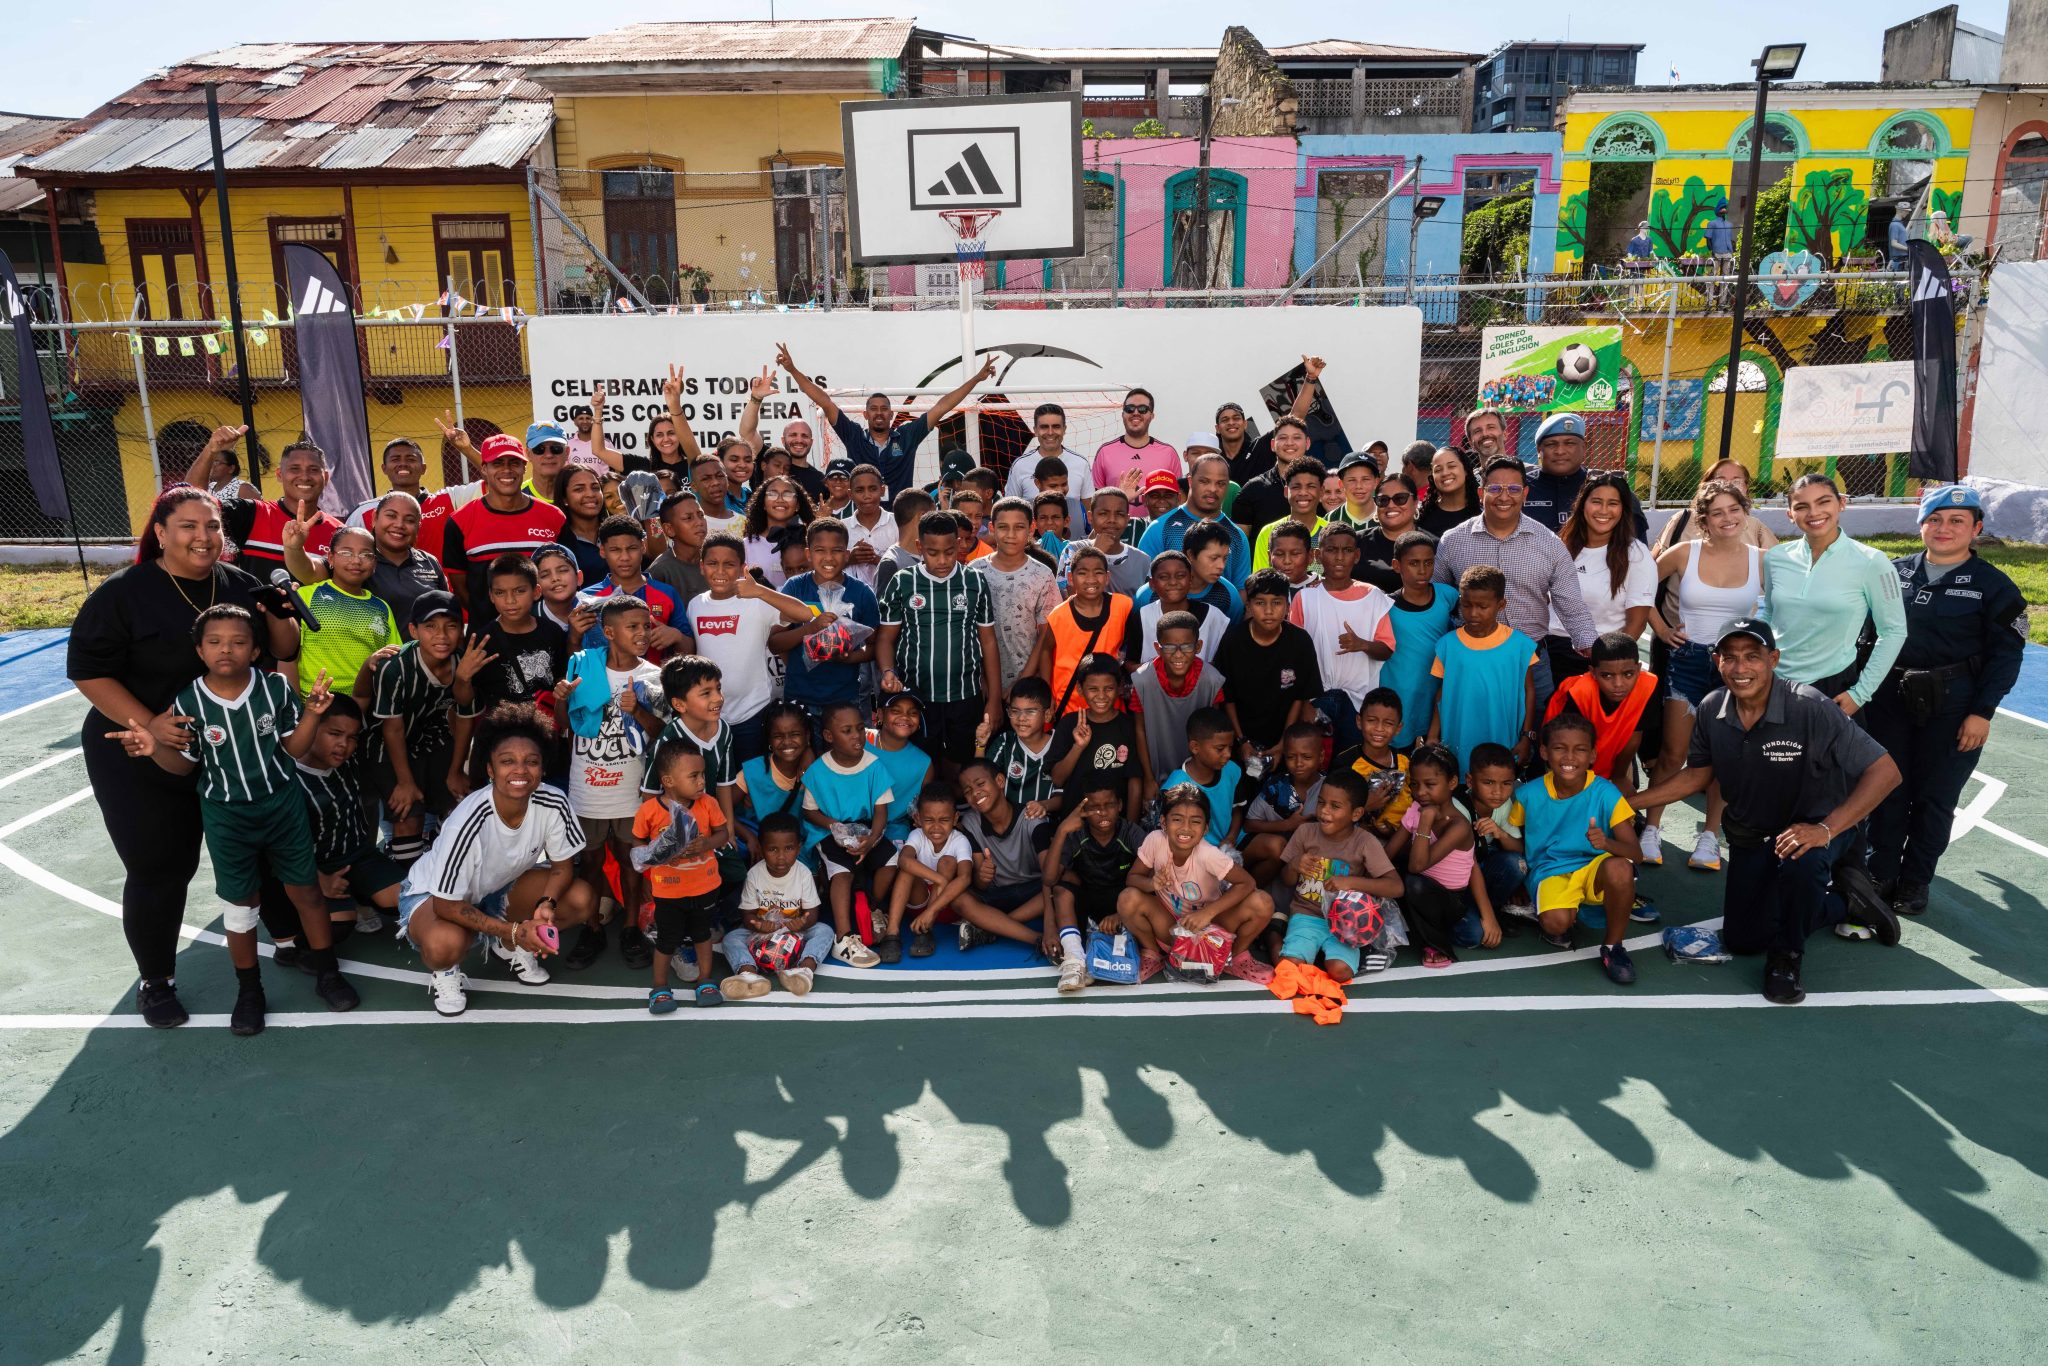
[
  {"xmin": 1775, "ymin": 362, "xmax": 1916, "ymax": 458},
  {"xmin": 1638, "ymin": 379, "xmax": 1706, "ymax": 442},
  {"xmin": 1477, "ymin": 324, "xmax": 1623, "ymax": 413},
  {"xmin": 0, "ymin": 250, "xmax": 69, "ymax": 522}
]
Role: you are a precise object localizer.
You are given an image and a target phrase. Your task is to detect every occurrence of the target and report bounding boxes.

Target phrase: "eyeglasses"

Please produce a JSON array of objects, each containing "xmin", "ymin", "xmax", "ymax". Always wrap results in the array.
[
  {"xmin": 1122, "ymin": 404, "xmax": 1152, "ymax": 414},
  {"xmin": 1482, "ymin": 483, "xmax": 1526, "ymax": 496},
  {"xmin": 1374, "ymin": 492, "xmax": 1413, "ymax": 508},
  {"xmin": 1157, "ymin": 642, "xmax": 1197, "ymax": 654},
  {"xmin": 329, "ymin": 547, "xmax": 374, "ymax": 561}
]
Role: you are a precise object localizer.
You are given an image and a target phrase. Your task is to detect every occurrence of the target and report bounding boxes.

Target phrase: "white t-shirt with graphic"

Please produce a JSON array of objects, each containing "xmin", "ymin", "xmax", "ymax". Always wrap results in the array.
[
  {"xmin": 569, "ymin": 662, "xmax": 662, "ymax": 820},
  {"xmin": 686, "ymin": 592, "xmax": 783, "ymax": 726}
]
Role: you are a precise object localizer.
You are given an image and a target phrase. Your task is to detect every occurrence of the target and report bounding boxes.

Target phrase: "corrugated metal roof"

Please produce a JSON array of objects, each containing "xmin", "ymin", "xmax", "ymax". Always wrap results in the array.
[
  {"xmin": 520, "ymin": 17, "xmax": 918, "ymax": 68},
  {"xmin": 24, "ymin": 39, "xmax": 559, "ymax": 178},
  {"xmin": 926, "ymin": 38, "xmax": 1478, "ymax": 64}
]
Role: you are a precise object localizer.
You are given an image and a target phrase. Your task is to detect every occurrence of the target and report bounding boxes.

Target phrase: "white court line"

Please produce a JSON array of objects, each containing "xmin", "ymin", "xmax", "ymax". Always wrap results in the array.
[
  {"xmin": 2, "ymin": 985, "xmax": 2044, "ymax": 1030},
  {"xmin": 0, "ymin": 786, "xmax": 94, "ymax": 839},
  {"xmin": 0, "ymin": 748, "xmax": 80, "ymax": 792},
  {"xmin": 1997, "ymin": 706, "xmax": 2048, "ymax": 732},
  {"xmin": 0, "ymin": 687, "xmax": 79, "ymax": 724}
]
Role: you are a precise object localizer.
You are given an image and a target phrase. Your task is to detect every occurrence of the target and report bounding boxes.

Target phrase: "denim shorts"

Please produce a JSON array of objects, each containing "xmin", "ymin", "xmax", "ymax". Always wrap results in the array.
[
  {"xmin": 398, "ymin": 883, "xmax": 512, "ymax": 946},
  {"xmin": 1667, "ymin": 641, "xmax": 1718, "ymax": 708}
]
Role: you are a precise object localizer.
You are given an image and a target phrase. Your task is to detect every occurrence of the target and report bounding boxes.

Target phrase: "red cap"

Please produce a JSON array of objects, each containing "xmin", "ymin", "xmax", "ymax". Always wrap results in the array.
[
  {"xmin": 1140, "ymin": 470, "xmax": 1180, "ymax": 495},
  {"xmin": 479, "ymin": 433, "xmax": 528, "ymax": 464}
]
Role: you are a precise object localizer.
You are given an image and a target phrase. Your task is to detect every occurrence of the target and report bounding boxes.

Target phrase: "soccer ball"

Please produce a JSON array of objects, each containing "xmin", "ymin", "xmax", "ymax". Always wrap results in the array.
[
  {"xmin": 1556, "ymin": 343, "xmax": 1599, "ymax": 386},
  {"xmin": 751, "ymin": 929, "xmax": 802, "ymax": 973}
]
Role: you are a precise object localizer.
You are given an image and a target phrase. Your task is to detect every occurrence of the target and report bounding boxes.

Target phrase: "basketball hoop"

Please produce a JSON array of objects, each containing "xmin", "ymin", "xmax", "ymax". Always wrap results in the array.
[{"xmin": 940, "ymin": 208, "xmax": 1001, "ymax": 281}]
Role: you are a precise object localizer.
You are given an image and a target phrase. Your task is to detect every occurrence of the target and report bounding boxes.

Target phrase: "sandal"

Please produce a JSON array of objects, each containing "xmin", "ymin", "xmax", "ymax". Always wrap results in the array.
[
  {"xmin": 910, "ymin": 929, "xmax": 936, "ymax": 958},
  {"xmin": 1421, "ymin": 948, "xmax": 1455, "ymax": 970},
  {"xmin": 876, "ymin": 934, "xmax": 903, "ymax": 965},
  {"xmin": 693, "ymin": 982, "xmax": 722, "ymax": 1008},
  {"xmin": 647, "ymin": 987, "xmax": 677, "ymax": 1015}
]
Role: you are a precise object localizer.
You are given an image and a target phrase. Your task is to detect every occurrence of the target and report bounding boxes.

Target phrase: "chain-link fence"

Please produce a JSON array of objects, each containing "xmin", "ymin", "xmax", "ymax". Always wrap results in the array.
[
  {"xmin": 2, "ymin": 310, "xmax": 533, "ymax": 542},
  {"xmin": 529, "ymin": 165, "xmax": 852, "ymax": 313},
  {"xmin": 858, "ymin": 269, "xmax": 1970, "ymax": 506}
]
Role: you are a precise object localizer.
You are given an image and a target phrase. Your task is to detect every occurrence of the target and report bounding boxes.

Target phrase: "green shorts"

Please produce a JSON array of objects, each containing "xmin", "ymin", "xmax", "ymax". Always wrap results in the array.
[{"xmin": 202, "ymin": 786, "xmax": 318, "ymax": 910}]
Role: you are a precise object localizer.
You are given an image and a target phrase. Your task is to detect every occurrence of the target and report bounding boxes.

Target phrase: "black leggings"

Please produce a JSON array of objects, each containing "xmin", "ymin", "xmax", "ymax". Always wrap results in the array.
[
  {"xmin": 81, "ymin": 718, "xmax": 203, "ymax": 982},
  {"xmin": 1401, "ymin": 873, "xmax": 1463, "ymax": 959}
]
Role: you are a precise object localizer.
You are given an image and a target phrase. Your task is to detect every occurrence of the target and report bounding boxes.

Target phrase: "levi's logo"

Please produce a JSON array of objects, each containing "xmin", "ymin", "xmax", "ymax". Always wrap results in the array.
[{"xmin": 696, "ymin": 614, "xmax": 740, "ymax": 636}]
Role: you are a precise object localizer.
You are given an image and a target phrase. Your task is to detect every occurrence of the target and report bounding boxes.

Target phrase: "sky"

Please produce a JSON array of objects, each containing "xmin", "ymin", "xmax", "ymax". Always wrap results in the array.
[{"xmin": 5, "ymin": 0, "xmax": 2019, "ymax": 120}]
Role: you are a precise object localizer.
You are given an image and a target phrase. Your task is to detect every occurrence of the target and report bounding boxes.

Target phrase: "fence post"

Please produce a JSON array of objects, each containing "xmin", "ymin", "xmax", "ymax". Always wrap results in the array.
[
  {"xmin": 1111, "ymin": 163, "xmax": 1124, "ymax": 308},
  {"xmin": 1649, "ymin": 283, "xmax": 1679, "ymax": 507},
  {"xmin": 816, "ymin": 169, "xmax": 834, "ymax": 311},
  {"xmin": 444, "ymin": 277, "xmax": 466, "ymax": 464},
  {"xmin": 526, "ymin": 164, "xmax": 548, "ymax": 315},
  {"xmin": 127, "ymin": 304, "xmax": 161, "ymax": 487}
]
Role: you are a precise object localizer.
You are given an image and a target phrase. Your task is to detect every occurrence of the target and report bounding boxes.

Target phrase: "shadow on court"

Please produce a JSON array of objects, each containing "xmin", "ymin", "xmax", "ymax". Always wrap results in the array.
[{"xmin": 4, "ymin": 985, "xmax": 2044, "ymax": 1361}]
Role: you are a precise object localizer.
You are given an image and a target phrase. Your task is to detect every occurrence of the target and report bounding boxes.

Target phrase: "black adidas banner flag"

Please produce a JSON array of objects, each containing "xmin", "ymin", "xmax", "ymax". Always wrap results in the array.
[
  {"xmin": 0, "ymin": 250, "xmax": 69, "ymax": 521},
  {"xmin": 282, "ymin": 244, "xmax": 373, "ymax": 512},
  {"xmin": 1907, "ymin": 238, "xmax": 1959, "ymax": 484}
]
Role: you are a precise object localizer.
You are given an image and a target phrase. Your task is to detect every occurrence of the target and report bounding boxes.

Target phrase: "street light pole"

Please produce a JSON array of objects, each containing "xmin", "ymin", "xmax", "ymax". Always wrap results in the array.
[
  {"xmin": 1717, "ymin": 43, "xmax": 1804, "ymax": 465},
  {"xmin": 1193, "ymin": 92, "xmax": 1212, "ymax": 294}
]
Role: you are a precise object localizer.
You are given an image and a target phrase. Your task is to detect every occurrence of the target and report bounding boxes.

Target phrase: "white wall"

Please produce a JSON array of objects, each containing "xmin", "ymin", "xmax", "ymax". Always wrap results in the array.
[{"xmin": 1968, "ymin": 259, "xmax": 2048, "ymax": 487}]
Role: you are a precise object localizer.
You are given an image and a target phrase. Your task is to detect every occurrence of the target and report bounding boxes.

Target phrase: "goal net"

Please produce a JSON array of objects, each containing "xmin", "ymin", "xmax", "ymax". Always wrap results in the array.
[{"xmin": 815, "ymin": 388, "xmax": 1130, "ymax": 489}]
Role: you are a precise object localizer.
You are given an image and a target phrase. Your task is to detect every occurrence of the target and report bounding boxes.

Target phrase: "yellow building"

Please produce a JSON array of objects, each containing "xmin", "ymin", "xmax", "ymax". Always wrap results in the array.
[
  {"xmin": 25, "ymin": 40, "xmax": 558, "ymax": 533},
  {"xmin": 515, "ymin": 18, "xmax": 940, "ymax": 306},
  {"xmin": 1553, "ymin": 85, "xmax": 1980, "ymax": 273}
]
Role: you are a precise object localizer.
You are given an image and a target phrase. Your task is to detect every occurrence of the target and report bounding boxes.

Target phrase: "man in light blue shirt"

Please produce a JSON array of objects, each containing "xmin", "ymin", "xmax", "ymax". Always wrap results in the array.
[
  {"xmin": 1703, "ymin": 204, "xmax": 1735, "ymax": 258},
  {"xmin": 1757, "ymin": 477, "xmax": 1907, "ymax": 710},
  {"xmin": 1137, "ymin": 453, "xmax": 1251, "ymax": 586}
]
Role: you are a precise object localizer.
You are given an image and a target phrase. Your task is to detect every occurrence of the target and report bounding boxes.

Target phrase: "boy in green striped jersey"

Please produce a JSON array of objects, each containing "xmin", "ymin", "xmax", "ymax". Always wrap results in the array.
[
  {"xmin": 876, "ymin": 510, "xmax": 1001, "ymax": 778},
  {"xmin": 109, "ymin": 604, "xmax": 361, "ymax": 1036}
]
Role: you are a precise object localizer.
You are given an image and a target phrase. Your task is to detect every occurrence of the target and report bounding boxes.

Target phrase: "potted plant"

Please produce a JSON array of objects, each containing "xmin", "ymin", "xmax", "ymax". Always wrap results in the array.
[{"xmin": 681, "ymin": 264, "xmax": 713, "ymax": 303}]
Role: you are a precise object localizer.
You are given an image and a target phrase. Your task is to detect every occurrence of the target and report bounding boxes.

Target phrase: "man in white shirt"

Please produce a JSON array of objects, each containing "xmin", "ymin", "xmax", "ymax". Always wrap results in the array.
[{"xmin": 1002, "ymin": 402, "xmax": 1093, "ymax": 530}]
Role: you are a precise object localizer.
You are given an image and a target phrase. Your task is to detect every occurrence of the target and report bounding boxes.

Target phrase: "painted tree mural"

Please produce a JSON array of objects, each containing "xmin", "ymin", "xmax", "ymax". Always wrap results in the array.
[
  {"xmin": 1930, "ymin": 188, "xmax": 1961, "ymax": 224},
  {"xmin": 1787, "ymin": 170, "xmax": 1869, "ymax": 266},
  {"xmin": 1647, "ymin": 176, "xmax": 1729, "ymax": 258},
  {"xmin": 1556, "ymin": 192, "xmax": 1588, "ymax": 261}
]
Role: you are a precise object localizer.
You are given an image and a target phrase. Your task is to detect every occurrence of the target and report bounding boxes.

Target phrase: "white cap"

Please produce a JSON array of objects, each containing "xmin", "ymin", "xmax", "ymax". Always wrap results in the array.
[{"xmin": 1184, "ymin": 431, "xmax": 1220, "ymax": 453}]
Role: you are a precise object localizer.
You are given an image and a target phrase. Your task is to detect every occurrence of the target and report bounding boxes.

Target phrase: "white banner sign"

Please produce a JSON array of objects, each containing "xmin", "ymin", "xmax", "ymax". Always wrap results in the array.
[
  {"xmin": 1776, "ymin": 362, "xmax": 1916, "ymax": 458},
  {"xmin": 525, "ymin": 308, "xmax": 1422, "ymax": 483}
]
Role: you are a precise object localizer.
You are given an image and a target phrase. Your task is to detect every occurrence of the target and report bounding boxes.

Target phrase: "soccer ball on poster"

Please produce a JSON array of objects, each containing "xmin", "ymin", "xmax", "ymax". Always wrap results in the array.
[{"xmin": 1476, "ymin": 324, "xmax": 1624, "ymax": 414}]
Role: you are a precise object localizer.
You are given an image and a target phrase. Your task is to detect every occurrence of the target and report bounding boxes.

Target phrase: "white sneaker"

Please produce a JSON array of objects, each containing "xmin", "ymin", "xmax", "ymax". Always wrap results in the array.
[
  {"xmin": 1057, "ymin": 955, "xmax": 1088, "ymax": 994},
  {"xmin": 670, "ymin": 951, "xmax": 699, "ymax": 984},
  {"xmin": 831, "ymin": 934, "xmax": 879, "ymax": 969},
  {"xmin": 427, "ymin": 966, "xmax": 468, "ymax": 1016},
  {"xmin": 1638, "ymin": 825, "xmax": 1664, "ymax": 866},
  {"xmin": 490, "ymin": 935, "xmax": 551, "ymax": 985},
  {"xmin": 354, "ymin": 907, "xmax": 386, "ymax": 935},
  {"xmin": 1688, "ymin": 830, "xmax": 1723, "ymax": 871},
  {"xmin": 777, "ymin": 965, "xmax": 815, "ymax": 996}
]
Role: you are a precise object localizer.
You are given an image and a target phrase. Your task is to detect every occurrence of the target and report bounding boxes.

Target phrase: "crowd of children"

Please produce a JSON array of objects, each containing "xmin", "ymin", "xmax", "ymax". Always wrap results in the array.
[{"xmin": 96, "ymin": 369, "xmax": 1957, "ymax": 1031}]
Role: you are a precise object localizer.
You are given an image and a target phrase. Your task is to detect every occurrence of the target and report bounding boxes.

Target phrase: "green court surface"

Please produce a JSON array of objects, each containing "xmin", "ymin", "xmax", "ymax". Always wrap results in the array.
[{"xmin": 2, "ymin": 686, "xmax": 2044, "ymax": 1363}]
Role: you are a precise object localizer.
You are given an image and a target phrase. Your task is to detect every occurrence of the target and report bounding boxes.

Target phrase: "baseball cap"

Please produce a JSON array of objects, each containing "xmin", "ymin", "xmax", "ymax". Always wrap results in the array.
[
  {"xmin": 1917, "ymin": 483, "xmax": 1982, "ymax": 522},
  {"xmin": 1336, "ymin": 451, "xmax": 1380, "ymax": 477},
  {"xmin": 1141, "ymin": 470, "xmax": 1181, "ymax": 496},
  {"xmin": 1715, "ymin": 617, "xmax": 1776, "ymax": 652},
  {"xmin": 1535, "ymin": 412, "xmax": 1586, "ymax": 443},
  {"xmin": 409, "ymin": 589, "xmax": 465, "ymax": 627},
  {"xmin": 525, "ymin": 422, "xmax": 569, "ymax": 450},
  {"xmin": 824, "ymin": 458, "xmax": 854, "ymax": 478},
  {"xmin": 479, "ymin": 433, "xmax": 528, "ymax": 464},
  {"xmin": 939, "ymin": 447, "xmax": 976, "ymax": 483},
  {"xmin": 1184, "ymin": 431, "xmax": 1221, "ymax": 454},
  {"xmin": 567, "ymin": 403, "xmax": 593, "ymax": 419}
]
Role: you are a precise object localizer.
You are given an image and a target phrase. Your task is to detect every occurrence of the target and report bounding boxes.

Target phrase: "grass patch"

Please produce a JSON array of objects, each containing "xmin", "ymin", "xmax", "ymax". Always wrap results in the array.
[
  {"xmin": 1865, "ymin": 535, "xmax": 2048, "ymax": 645},
  {"xmin": 0, "ymin": 562, "xmax": 119, "ymax": 632}
]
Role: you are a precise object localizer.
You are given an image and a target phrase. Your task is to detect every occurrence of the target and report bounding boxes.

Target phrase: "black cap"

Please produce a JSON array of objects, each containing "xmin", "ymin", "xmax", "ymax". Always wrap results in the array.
[
  {"xmin": 409, "ymin": 589, "xmax": 465, "ymax": 626},
  {"xmin": 1715, "ymin": 617, "xmax": 1775, "ymax": 651},
  {"xmin": 1336, "ymin": 450, "xmax": 1381, "ymax": 477},
  {"xmin": 939, "ymin": 447, "xmax": 976, "ymax": 482},
  {"xmin": 568, "ymin": 403, "xmax": 593, "ymax": 418}
]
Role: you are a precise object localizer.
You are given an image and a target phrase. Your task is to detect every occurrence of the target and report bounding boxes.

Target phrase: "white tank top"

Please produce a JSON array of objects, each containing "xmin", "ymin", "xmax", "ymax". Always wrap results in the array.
[{"xmin": 1677, "ymin": 540, "xmax": 1762, "ymax": 643}]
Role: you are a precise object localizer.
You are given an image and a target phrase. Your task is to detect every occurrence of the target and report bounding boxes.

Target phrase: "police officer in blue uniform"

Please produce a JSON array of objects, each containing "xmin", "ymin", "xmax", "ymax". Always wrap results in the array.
[{"xmin": 1863, "ymin": 485, "xmax": 2026, "ymax": 918}]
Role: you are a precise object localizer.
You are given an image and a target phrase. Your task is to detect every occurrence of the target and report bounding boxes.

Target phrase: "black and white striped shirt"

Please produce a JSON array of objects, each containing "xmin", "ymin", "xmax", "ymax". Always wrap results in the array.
[
  {"xmin": 293, "ymin": 758, "xmax": 371, "ymax": 870},
  {"xmin": 877, "ymin": 562, "xmax": 995, "ymax": 704},
  {"xmin": 172, "ymin": 670, "xmax": 301, "ymax": 803},
  {"xmin": 643, "ymin": 716, "xmax": 736, "ymax": 796},
  {"xmin": 368, "ymin": 641, "xmax": 480, "ymax": 761}
]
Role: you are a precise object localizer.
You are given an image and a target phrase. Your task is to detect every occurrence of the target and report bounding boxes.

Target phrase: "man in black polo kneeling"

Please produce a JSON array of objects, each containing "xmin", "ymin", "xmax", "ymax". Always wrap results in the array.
[{"xmin": 1632, "ymin": 618, "xmax": 1902, "ymax": 1003}]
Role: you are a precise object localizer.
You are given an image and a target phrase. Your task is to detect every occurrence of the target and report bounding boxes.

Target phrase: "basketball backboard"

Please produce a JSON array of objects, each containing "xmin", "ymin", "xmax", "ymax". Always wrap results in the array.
[{"xmin": 842, "ymin": 93, "xmax": 1082, "ymax": 265}]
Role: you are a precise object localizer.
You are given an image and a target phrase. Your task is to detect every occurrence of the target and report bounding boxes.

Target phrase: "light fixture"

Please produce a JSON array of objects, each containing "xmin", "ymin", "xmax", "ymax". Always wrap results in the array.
[
  {"xmin": 1414, "ymin": 195, "xmax": 1447, "ymax": 222},
  {"xmin": 1757, "ymin": 43, "xmax": 1805, "ymax": 81}
]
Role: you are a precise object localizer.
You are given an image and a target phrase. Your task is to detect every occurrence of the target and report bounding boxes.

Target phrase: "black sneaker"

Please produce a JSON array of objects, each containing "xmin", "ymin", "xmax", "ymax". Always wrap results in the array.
[
  {"xmin": 1600, "ymin": 943, "xmax": 1637, "ymax": 985},
  {"xmin": 564, "ymin": 924, "xmax": 606, "ymax": 971},
  {"xmin": 1541, "ymin": 927, "xmax": 1573, "ymax": 951},
  {"xmin": 618, "ymin": 927, "xmax": 653, "ymax": 970},
  {"xmin": 910, "ymin": 929, "xmax": 936, "ymax": 958},
  {"xmin": 1833, "ymin": 865, "xmax": 1901, "ymax": 947},
  {"xmin": 272, "ymin": 942, "xmax": 303, "ymax": 972},
  {"xmin": 1892, "ymin": 882, "xmax": 1930, "ymax": 916},
  {"xmin": 958, "ymin": 923, "xmax": 997, "ymax": 953},
  {"xmin": 314, "ymin": 971, "xmax": 360, "ymax": 1013},
  {"xmin": 1763, "ymin": 952, "xmax": 1805, "ymax": 1005},
  {"xmin": 137, "ymin": 980, "xmax": 188, "ymax": 1029},
  {"xmin": 230, "ymin": 983, "xmax": 267, "ymax": 1037},
  {"xmin": 875, "ymin": 934, "xmax": 903, "ymax": 965}
]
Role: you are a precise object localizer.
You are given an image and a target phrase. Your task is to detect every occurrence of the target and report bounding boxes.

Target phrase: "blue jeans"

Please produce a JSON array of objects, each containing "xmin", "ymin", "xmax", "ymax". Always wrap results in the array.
[
  {"xmin": 1315, "ymin": 689, "xmax": 1362, "ymax": 753},
  {"xmin": 1452, "ymin": 848, "xmax": 1530, "ymax": 947},
  {"xmin": 721, "ymin": 922, "xmax": 836, "ymax": 974},
  {"xmin": 1529, "ymin": 649, "xmax": 1557, "ymax": 733}
]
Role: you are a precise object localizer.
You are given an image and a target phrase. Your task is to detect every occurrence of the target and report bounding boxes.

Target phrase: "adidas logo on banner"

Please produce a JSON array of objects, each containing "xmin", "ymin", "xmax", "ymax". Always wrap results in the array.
[
  {"xmin": 297, "ymin": 276, "xmax": 350, "ymax": 316},
  {"xmin": 925, "ymin": 143, "xmax": 1004, "ymax": 198},
  {"xmin": 1910, "ymin": 271, "xmax": 1950, "ymax": 304}
]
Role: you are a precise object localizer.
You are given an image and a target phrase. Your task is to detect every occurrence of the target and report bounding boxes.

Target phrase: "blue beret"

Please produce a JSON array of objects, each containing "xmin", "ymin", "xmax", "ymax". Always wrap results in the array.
[
  {"xmin": 1535, "ymin": 412, "xmax": 1585, "ymax": 442},
  {"xmin": 1917, "ymin": 484, "xmax": 1981, "ymax": 522}
]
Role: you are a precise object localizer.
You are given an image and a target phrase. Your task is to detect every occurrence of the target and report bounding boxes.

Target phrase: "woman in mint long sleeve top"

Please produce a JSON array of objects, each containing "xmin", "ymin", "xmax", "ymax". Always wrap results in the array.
[{"xmin": 1758, "ymin": 474, "xmax": 1906, "ymax": 712}]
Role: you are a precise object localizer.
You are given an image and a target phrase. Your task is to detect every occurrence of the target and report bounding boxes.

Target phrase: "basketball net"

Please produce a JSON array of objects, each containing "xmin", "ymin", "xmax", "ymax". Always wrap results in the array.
[{"xmin": 940, "ymin": 208, "xmax": 1001, "ymax": 281}]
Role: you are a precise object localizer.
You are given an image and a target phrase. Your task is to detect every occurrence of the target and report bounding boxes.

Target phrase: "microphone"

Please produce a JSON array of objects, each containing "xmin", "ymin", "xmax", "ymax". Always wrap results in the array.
[{"xmin": 267, "ymin": 568, "xmax": 323, "ymax": 632}]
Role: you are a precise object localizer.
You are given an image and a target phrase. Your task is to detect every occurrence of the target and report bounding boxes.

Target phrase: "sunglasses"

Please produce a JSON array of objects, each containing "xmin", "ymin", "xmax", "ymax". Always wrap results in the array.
[
  {"xmin": 1374, "ymin": 492, "xmax": 1413, "ymax": 508},
  {"xmin": 1482, "ymin": 483, "xmax": 1525, "ymax": 496},
  {"xmin": 1122, "ymin": 404, "xmax": 1152, "ymax": 414},
  {"xmin": 534, "ymin": 443, "xmax": 568, "ymax": 455}
]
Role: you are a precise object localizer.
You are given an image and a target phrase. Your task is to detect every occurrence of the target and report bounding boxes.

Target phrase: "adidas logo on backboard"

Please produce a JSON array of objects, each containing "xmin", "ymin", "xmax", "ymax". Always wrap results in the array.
[{"xmin": 908, "ymin": 128, "xmax": 1022, "ymax": 211}]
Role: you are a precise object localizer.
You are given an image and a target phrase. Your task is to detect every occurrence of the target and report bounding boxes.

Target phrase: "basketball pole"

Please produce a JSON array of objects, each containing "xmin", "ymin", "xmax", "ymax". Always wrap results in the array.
[{"xmin": 958, "ymin": 260, "xmax": 979, "ymax": 462}]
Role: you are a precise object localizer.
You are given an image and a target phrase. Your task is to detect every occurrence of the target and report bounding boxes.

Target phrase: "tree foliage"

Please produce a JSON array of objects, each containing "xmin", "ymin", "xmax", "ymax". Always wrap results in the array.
[
  {"xmin": 1742, "ymin": 170, "xmax": 1795, "ymax": 268},
  {"xmin": 1463, "ymin": 193, "xmax": 1532, "ymax": 276},
  {"xmin": 1555, "ymin": 192, "xmax": 1589, "ymax": 261},
  {"xmin": 1788, "ymin": 169, "xmax": 1869, "ymax": 267},
  {"xmin": 1647, "ymin": 176, "xmax": 1727, "ymax": 258}
]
